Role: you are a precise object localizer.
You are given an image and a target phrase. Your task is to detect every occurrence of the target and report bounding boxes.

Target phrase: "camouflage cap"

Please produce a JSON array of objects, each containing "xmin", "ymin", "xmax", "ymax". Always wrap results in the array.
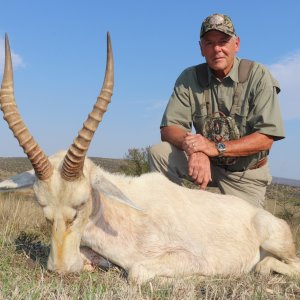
[{"xmin": 200, "ymin": 13, "xmax": 236, "ymax": 38}]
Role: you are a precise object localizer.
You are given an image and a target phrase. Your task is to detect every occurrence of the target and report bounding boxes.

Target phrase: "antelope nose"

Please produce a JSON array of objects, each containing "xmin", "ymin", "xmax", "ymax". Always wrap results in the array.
[{"xmin": 47, "ymin": 258, "xmax": 84, "ymax": 273}]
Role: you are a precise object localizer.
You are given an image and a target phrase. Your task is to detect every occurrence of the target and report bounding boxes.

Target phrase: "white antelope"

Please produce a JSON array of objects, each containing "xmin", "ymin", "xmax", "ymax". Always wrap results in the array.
[{"xmin": 0, "ymin": 34, "xmax": 299, "ymax": 284}]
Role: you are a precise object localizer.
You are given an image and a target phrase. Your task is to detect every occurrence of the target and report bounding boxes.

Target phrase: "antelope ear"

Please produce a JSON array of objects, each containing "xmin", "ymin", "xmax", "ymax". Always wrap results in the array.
[
  {"xmin": 92, "ymin": 174, "xmax": 142, "ymax": 211},
  {"xmin": 0, "ymin": 169, "xmax": 36, "ymax": 191}
]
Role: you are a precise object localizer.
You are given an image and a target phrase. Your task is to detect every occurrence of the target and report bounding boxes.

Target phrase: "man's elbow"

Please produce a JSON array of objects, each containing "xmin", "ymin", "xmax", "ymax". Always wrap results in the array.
[
  {"xmin": 264, "ymin": 134, "xmax": 274, "ymax": 150},
  {"xmin": 160, "ymin": 127, "xmax": 167, "ymax": 141},
  {"xmin": 160, "ymin": 126, "xmax": 174, "ymax": 142}
]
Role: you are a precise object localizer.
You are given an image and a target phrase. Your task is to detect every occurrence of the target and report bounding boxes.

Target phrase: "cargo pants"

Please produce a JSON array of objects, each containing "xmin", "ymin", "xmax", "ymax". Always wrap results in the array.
[{"xmin": 148, "ymin": 141, "xmax": 272, "ymax": 208}]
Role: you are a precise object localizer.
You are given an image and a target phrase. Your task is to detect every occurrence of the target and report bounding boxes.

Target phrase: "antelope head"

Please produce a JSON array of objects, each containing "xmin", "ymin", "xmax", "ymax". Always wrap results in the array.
[{"xmin": 0, "ymin": 33, "xmax": 114, "ymax": 272}]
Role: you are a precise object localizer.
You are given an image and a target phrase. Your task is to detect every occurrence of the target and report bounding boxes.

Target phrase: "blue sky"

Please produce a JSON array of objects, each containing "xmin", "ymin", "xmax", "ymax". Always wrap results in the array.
[{"xmin": 0, "ymin": 1, "xmax": 300, "ymax": 180}]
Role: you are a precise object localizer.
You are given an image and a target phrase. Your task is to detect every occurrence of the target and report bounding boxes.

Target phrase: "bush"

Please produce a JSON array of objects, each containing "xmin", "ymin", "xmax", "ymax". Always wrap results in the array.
[{"xmin": 120, "ymin": 147, "xmax": 149, "ymax": 176}]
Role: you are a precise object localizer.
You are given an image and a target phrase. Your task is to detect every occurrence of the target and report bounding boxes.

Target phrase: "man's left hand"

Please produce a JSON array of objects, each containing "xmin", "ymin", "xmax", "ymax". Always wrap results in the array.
[{"xmin": 182, "ymin": 132, "xmax": 217, "ymax": 157}]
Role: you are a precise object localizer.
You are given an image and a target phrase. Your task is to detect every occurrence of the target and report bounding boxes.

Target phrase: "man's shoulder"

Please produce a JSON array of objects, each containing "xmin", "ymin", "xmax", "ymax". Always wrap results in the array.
[
  {"xmin": 179, "ymin": 64, "xmax": 200, "ymax": 75},
  {"xmin": 238, "ymin": 58, "xmax": 280, "ymax": 92},
  {"xmin": 175, "ymin": 65, "xmax": 200, "ymax": 85},
  {"xmin": 239, "ymin": 58, "xmax": 270, "ymax": 76}
]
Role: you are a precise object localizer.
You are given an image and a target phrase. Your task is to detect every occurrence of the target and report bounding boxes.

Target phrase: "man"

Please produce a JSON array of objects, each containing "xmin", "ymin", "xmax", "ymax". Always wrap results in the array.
[{"xmin": 148, "ymin": 13, "xmax": 285, "ymax": 207}]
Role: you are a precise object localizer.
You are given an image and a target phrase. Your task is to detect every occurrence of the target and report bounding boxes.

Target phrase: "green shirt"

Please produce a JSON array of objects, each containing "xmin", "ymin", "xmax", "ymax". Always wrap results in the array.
[{"xmin": 161, "ymin": 57, "xmax": 285, "ymax": 171}]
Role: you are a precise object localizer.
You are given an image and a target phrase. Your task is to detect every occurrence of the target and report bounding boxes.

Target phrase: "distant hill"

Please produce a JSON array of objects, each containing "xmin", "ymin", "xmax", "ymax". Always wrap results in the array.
[
  {"xmin": 0, "ymin": 157, "xmax": 127, "ymax": 181},
  {"xmin": 272, "ymin": 177, "xmax": 300, "ymax": 187},
  {"xmin": 1, "ymin": 157, "xmax": 300, "ymax": 188}
]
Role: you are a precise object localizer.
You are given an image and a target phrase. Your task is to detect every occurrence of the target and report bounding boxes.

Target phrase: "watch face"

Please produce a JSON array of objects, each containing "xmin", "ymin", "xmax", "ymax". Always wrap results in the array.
[{"xmin": 217, "ymin": 142, "xmax": 226, "ymax": 152}]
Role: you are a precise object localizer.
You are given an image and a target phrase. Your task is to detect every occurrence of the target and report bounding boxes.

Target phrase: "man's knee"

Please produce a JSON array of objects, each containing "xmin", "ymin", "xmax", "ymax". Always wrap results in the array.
[
  {"xmin": 148, "ymin": 142, "xmax": 171, "ymax": 172},
  {"xmin": 148, "ymin": 143, "xmax": 162, "ymax": 161}
]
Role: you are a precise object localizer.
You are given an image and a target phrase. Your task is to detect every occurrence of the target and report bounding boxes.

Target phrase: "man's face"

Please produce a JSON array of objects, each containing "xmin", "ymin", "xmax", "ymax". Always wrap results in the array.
[{"xmin": 200, "ymin": 30, "xmax": 240, "ymax": 78}]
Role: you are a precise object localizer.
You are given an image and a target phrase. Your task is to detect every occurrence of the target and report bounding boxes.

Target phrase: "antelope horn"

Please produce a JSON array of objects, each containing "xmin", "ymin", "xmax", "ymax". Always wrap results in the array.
[
  {"xmin": 61, "ymin": 32, "xmax": 114, "ymax": 181},
  {"xmin": 0, "ymin": 34, "xmax": 53, "ymax": 180}
]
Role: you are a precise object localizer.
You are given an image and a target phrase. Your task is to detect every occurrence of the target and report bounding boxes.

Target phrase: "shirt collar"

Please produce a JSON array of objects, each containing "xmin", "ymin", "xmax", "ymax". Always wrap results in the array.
[{"xmin": 207, "ymin": 56, "xmax": 240, "ymax": 83}]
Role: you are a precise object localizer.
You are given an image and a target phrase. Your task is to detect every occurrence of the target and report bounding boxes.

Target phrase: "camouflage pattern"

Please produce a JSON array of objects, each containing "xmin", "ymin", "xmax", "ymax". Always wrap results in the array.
[
  {"xmin": 200, "ymin": 13, "xmax": 236, "ymax": 38},
  {"xmin": 203, "ymin": 113, "xmax": 240, "ymax": 165}
]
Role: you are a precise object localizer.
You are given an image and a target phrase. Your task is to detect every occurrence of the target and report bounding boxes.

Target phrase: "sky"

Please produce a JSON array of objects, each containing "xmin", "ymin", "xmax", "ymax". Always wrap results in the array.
[{"xmin": 0, "ymin": 1, "xmax": 300, "ymax": 180}]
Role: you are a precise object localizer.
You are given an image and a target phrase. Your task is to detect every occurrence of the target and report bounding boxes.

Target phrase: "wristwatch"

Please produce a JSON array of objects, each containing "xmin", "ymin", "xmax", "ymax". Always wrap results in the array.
[{"xmin": 216, "ymin": 142, "xmax": 226, "ymax": 157}]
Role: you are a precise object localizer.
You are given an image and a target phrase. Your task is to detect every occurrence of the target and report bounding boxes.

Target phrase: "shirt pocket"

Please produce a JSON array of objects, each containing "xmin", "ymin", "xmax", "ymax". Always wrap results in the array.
[
  {"xmin": 193, "ymin": 111, "xmax": 207, "ymax": 134},
  {"xmin": 232, "ymin": 91, "xmax": 251, "ymax": 137}
]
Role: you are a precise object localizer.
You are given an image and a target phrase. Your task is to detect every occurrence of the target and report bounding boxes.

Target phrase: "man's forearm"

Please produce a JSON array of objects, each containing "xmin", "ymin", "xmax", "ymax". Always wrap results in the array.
[
  {"xmin": 160, "ymin": 126, "xmax": 188, "ymax": 150},
  {"xmin": 221, "ymin": 132, "xmax": 274, "ymax": 157},
  {"xmin": 183, "ymin": 132, "xmax": 274, "ymax": 158}
]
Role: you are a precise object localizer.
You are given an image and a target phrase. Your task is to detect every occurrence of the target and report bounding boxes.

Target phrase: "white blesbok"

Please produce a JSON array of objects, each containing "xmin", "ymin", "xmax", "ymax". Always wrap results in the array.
[{"xmin": 0, "ymin": 34, "xmax": 299, "ymax": 284}]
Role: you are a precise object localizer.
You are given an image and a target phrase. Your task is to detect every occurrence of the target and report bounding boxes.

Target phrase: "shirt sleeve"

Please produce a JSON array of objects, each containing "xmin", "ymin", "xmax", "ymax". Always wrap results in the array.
[
  {"xmin": 160, "ymin": 68, "xmax": 194, "ymax": 131},
  {"xmin": 247, "ymin": 63, "xmax": 285, "ymax": 140}
]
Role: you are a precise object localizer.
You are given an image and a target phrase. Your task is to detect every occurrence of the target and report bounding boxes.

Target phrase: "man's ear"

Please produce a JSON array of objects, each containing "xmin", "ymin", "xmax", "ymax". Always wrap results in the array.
[
  {"xmin": 199, "ymin": 41, "xmax": 205, "ymax": 57},
  {"xmin": 234, "ymin": 36, "xmax": 241, "ymax": 52}
]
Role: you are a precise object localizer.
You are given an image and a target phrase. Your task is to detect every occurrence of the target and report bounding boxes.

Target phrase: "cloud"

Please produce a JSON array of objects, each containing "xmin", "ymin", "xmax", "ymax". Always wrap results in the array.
[
  {"xmin": 269, "ymin": 51, "xmax": 300, "ymax": 121},
  {"xmin": 145, "ymin": 100, "xmax": 167, "ymax": 111},
  {"xmin": 0, "ymin": 36, "xmax": 25, "ymax": 73}
]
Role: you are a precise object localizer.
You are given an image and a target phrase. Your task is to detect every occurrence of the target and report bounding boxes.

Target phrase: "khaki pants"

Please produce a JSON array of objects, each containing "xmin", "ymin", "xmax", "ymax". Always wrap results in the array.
[{"xmin": 148, "ymin": 142, "xmax": 272, "ymax": 208}]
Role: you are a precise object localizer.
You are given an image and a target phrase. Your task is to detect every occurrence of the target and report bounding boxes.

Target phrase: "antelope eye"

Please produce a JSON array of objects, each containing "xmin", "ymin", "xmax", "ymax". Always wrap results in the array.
[
  {"xmin": 73, "ymin": 202, "xmax": 86, "ymax": 210},
  {"xmin": 71, "ymin": 211, "xmax": 78, "ymax": 222},
  {"xmin": 66, "ymin": 211, "xmax": 78, "ymax": 226}
]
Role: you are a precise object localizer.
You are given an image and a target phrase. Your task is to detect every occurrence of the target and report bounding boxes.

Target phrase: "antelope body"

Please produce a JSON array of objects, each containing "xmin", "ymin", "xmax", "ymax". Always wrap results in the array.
[{"xmin": 0, "ymin": 34, "xmax": 299, "ymax": 284}]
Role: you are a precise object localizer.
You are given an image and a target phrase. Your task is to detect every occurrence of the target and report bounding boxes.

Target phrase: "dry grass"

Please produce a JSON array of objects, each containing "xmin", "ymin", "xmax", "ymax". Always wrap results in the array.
[
  {"xmin": 1, "ymin": 190, "xmax": 300, "ymax": 299},
  {"xmin": 0, "ymin": 158, "xmax": 300, "ymax": 299},
  {"xmin": 266, "ymin": 184, "xmax": 300, "ymax": 255}
]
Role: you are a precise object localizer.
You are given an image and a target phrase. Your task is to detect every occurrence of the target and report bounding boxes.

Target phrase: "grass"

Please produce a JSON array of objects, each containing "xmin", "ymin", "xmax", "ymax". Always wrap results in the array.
[{"xmin": 0, "ymin": 159, "xmax": 300, "ymax": 299}]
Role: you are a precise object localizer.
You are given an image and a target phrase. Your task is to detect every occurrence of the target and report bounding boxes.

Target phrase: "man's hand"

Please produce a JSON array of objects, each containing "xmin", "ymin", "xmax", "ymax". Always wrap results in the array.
[
  {"xmin": 188, "ymin": 152, "xmax": 212, "ymax": 189},
  {"xmin": 182, "ymin": 132, "xmax": 218, "ymax": 157}
]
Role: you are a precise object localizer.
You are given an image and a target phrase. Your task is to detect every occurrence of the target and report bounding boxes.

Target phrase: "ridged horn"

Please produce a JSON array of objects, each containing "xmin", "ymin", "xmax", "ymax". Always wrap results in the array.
[
  {"xmin": 61, "ymin": 32, "xmax": 114, "ymax": 181},
  {"xmin": 0, "ymin": 34, "xmax": 53, "ymax": 180}
]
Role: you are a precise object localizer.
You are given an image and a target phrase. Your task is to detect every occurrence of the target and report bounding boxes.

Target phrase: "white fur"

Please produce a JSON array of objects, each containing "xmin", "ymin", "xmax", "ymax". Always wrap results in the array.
[{"xmin": 1, "ymin": 151, "xmax": 299, "ymax": 283}]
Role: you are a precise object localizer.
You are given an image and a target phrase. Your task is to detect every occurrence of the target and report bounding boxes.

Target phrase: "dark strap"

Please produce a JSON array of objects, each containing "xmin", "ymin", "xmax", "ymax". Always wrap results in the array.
[
  {"xmin": 195, "ymin": 63, "xmax": 209, "ymax": 87},
  {"xmin": 229, "ymin": 83, "xmax": 243, "ymax": 117},
  {"xmin": 195, "ymin": 59, "xmax": 254, "ymax": 117},
  {"xmin": 195, "ymin": 64, "xmax": 212, "ymax": 115},
  {"xmin": 230, "ymin": 59, "xmax": 254, "ymax": 116},
  {"xmin": 238, "ymin": 59, "xmax": 254, "ymax": 83}
]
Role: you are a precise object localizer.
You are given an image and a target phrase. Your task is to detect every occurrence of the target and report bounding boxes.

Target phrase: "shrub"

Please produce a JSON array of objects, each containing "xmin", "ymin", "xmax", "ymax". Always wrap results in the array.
[{"xmin": 120, "ymin": 147, "xmax": 149, "ymax": 176}]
